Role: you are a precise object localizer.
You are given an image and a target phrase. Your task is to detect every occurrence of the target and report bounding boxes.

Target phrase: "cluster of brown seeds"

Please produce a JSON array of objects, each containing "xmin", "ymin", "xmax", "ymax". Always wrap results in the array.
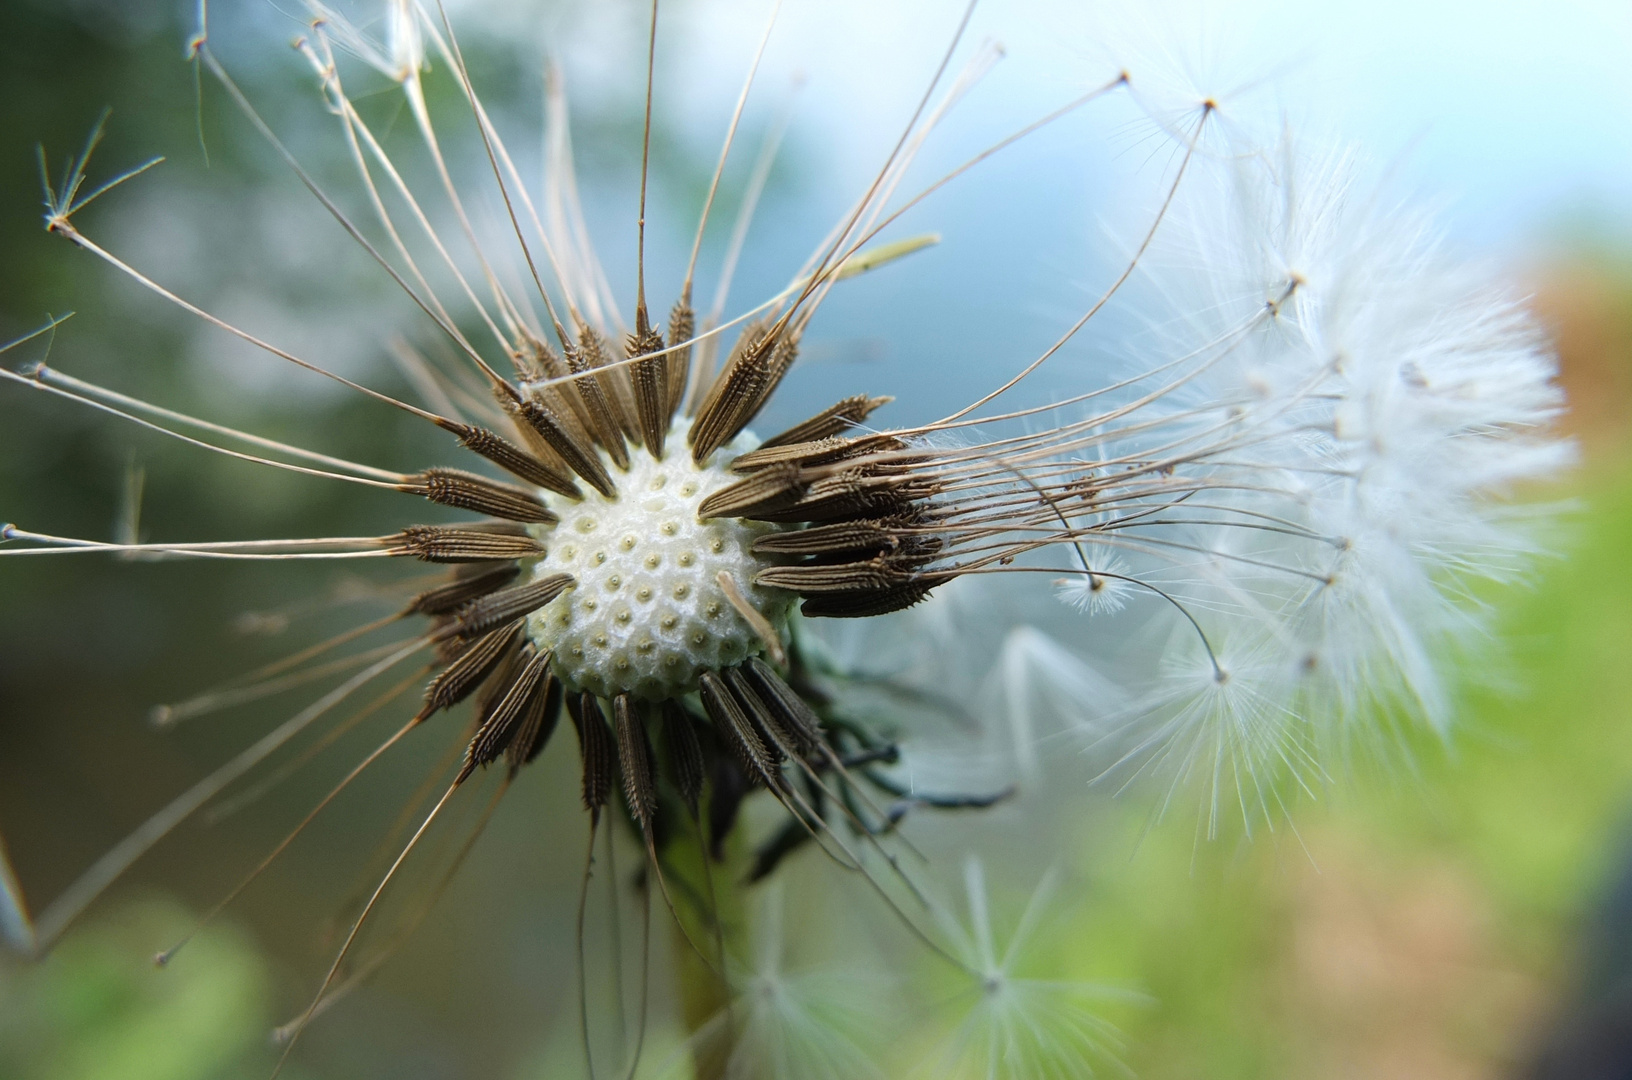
[{"xmin": 385, "ymin": 283, "xmax": 976, "ymax": 889}]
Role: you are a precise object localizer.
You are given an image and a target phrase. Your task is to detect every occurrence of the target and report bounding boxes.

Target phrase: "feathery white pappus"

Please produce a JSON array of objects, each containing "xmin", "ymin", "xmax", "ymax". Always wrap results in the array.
[{"xmin": 1039, "ymin": 138, "xmax": 1570, "ymax": 822}]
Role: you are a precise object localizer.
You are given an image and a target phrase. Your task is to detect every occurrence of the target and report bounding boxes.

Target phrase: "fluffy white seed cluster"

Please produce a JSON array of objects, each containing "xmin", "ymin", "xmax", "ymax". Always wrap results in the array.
[
  {"xmin": 801, "ymin": 108, "xmax": 1569, "ymax": 826},
  {"xmin": 1060, "ymin": 137, "xmax": 1570, "ymax": 813},
  {"xmin": 525, "ymin": 430, "xmax": 794, "ymax": 701}
]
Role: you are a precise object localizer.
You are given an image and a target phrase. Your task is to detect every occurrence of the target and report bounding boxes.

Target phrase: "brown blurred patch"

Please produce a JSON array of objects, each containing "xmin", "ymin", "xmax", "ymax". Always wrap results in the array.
[
  {"xmin": 1276, "ymin": 835, "xmax": 1546, "ymax": 1080},
  {"xmin": 1527, "ymin": 260, "xmax": 1632, "ymax": 458}
]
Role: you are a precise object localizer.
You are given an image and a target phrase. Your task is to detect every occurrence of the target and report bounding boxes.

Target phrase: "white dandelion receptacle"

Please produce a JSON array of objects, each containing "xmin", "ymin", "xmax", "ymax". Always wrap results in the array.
[{"xmin": 527, "ymin": 428, "xmax": 794, "ymax": 700}]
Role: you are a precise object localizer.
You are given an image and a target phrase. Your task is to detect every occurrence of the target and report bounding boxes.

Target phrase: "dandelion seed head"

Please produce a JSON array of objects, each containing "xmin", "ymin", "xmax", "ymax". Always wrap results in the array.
[
  {"xmin": 1081, "ymin": 130, "xmax": 1568, "ymax": 809},
  {"xmin": 525, "ymin": 426, "xmax": 793, "ymax": 700}
]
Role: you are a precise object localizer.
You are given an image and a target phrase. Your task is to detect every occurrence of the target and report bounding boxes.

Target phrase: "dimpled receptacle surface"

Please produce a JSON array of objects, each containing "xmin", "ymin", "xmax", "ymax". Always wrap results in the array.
[{"xmin": 525, "ymin": 430, "xmax": 793, "ymax": 700}]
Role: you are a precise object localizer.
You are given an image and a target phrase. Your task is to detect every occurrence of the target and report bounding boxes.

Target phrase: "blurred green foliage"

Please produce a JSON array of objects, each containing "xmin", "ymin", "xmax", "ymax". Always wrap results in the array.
[{"xmin": 0, "ymin": 899, "xmax": 273, "ymax": 1080}]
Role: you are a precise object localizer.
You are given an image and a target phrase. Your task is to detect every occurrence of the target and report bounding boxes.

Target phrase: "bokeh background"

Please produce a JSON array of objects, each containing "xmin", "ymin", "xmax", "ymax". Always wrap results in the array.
[{"xmin": 2, "ymin": 0, "xmax": 1630, "ymax": 1077}]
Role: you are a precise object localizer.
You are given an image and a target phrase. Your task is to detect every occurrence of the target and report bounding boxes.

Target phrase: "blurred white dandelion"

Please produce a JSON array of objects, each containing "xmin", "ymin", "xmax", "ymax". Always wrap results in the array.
[
  {"xmin": 670, "ymin": 882, "xmax": 890, "ymax": 1080},
  {"xmin": 1062, "ymin": 132, "xmax": 1569, "ymax": 821},
  {"xmin": 926, "ymin": 857, "xmax": 1135, "ymax": 1079}
]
